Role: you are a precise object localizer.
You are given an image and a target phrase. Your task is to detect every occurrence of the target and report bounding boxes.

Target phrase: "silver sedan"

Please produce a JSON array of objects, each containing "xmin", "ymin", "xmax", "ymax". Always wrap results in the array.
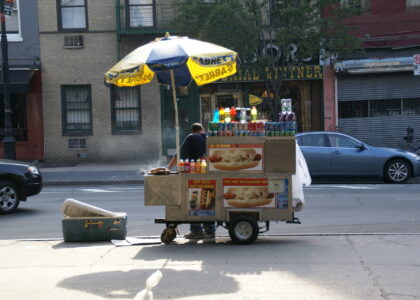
[{"xmin": 296, "ymin": 131, "xmax": 420, "ymax": 183}]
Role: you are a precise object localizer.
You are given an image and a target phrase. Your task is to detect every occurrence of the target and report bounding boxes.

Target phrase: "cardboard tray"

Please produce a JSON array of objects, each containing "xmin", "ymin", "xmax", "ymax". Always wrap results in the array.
[{"xmin": 62, "ymin": 215, "xmax": 127, "ymax": 242}]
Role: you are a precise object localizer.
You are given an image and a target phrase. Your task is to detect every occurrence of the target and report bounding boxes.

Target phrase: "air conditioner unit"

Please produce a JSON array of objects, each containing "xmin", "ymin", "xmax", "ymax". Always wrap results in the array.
[
  {"xmin": 68, "ymin": 138, "xmax": 87, "ymax": 150},
  {"xmin": 64, "ymin": 35, "xmax": 84, "ymax": 49}
]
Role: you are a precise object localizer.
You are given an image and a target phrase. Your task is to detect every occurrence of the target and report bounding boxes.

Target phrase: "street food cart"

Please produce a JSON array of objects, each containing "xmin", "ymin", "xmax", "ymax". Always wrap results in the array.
[{"xmin": 145, "ymin": 135, "xmax": 303, "ymax": 244}]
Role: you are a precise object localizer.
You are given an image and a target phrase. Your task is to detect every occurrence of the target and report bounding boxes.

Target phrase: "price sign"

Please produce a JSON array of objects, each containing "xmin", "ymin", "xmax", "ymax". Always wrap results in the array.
[{"xmin": 414, "ymin": 54, "xmax": 420, "ymax": 76}]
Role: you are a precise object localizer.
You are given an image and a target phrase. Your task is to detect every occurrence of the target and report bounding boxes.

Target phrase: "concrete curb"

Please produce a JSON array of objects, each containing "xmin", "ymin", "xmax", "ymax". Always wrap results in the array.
[{"xmin": 43, "ymin": 180, "xmax": 144, "ymax": 186}]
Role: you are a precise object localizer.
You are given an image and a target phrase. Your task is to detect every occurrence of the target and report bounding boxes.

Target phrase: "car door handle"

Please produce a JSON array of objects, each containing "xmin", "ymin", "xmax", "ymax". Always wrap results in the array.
[{"xmin": 333, "ymin": 150, "xmax": 341, "ymax": 155}]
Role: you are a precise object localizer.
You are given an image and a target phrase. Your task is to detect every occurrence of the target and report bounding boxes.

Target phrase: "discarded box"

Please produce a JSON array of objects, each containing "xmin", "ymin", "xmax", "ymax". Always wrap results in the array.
[{"xmin": 61, "ymin": 198, "xmax": 127, "ymax": 242}]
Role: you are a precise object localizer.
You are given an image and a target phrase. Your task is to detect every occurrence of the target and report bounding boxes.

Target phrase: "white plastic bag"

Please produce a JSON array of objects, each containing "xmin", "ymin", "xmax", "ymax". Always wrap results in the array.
[
  {"xmin": 291, "ymin": 142, "xmax": 311, "ymax": 211},
  {"xmin": 134, "ymin": 270, "xmax": 163, "ymax": 300}
]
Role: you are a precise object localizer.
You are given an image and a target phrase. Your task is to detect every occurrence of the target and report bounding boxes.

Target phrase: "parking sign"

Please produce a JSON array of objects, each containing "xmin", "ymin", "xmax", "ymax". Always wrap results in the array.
[{"xmin": 414, "ymin": 54, "xmax": 420, "ymax": 76}]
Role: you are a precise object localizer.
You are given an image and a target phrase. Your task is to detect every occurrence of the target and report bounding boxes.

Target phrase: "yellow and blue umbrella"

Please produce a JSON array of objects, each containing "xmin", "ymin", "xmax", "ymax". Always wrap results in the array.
[{"xmin": 105, "ymin": 34, "xmax": 239, "ymax": 165}]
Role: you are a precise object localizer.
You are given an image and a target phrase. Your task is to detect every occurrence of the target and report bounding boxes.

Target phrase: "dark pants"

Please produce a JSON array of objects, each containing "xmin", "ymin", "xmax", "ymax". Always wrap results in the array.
[{"xmin": 190, "ymin": 222, "xmax": 216, "ymax": 234}]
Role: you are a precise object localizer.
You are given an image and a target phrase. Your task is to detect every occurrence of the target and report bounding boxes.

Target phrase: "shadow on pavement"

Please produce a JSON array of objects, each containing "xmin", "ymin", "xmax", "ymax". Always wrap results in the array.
[{"xmin": 56, "ymin": 237, "xmax": 310, "ymax": 299}]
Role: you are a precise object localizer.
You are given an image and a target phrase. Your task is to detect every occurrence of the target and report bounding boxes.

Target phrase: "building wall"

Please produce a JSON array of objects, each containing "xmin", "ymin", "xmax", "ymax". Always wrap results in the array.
[
  {"xmin": 344, "ymin": 0, "xmax": 420, "ymax": 48},
  {"xmin": 7, "ymin": 0, "xmax": 40, "ymax": 67},
  {"xmin": 38, "ymin": 0, "xmax": 162, "ymax": 163}
]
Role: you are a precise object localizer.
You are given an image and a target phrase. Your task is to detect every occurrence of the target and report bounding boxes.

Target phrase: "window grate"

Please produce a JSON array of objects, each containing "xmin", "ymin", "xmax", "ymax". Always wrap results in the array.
[
  {"xmin": 68, "ymin": 138, "xmax": 87, "ymax": 150},
  {"xmin": 64, "ymin": 35, "xmax": 84, "ymax": 49}
]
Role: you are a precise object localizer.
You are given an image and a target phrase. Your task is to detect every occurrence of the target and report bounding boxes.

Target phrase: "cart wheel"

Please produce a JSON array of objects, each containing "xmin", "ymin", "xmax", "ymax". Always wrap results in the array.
[
  {"xmin": 161, "ymin": 227, "xmax": 177, "ymax": 244},
  {"xmin": 228, "ymin": 215, "xmax": 259, "ymax": 245}
]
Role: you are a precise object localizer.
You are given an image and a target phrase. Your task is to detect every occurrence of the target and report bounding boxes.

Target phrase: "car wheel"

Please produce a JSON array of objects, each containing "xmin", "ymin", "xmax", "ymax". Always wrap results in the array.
[
  {"xmin": 228, "ymin": 215, "xmax": 259, "ymax": 244},
  {"xmin": 0, "ymin": 181, "xmax": 20, "ymax": 214},
  {"xmin": 384, "ymin": 159, "xmax": 412, "ymax": 184}
]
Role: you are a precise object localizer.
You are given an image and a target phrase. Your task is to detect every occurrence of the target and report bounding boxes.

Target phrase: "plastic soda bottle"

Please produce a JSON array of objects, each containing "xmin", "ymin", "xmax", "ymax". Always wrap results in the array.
[
  {"xmin": 251, "ymin": 106, "xmax": 257, "ymax": 122},
  {"xmin": 288, "ymin": 111, "xmax": 296, "ymax": 136},
  {"xmin": 230, "ymin": 107, "xmax": 236, "ymax": 121},
  {"xmin": 219, "ymin": 107, "xmax": 225, "ymax": 122},
  {"xmin": 212, "ymin": 109, "xmax": 220, "ymax": 123},
  {"xmin": 225, "ymin": 107, "xmax": 231, "ymax": 122},
  {"xmin": 240, "ymin": 108, "xmax": 247, "ymax": 123},
  {"xmin": 200, "ymin": 159, "xmax": 207, "ymax": 173},
  {"xmin": 184, "ymin": 159, "xmax": 190, "ymax": 173},
  {"xmin": 178, "ymin": 159, "xmax": 185, "ymax": 173}
]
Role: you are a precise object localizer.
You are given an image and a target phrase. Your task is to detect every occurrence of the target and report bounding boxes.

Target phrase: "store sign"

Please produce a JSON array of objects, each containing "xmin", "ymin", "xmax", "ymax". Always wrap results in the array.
[
  {"xmin": 219, "ymin": 65, "xmax": 323, "ymax": 83},
  {"xmin": 414, "ymin": 54, "xmax": 420, "ymax": 76}
]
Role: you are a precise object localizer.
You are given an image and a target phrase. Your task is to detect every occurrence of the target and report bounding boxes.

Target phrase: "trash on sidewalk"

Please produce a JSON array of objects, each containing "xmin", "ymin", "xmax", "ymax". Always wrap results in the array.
[
  {"xmin": 61, "ymin": 198, "xmax": 127, "ymax": 242},
  {"xmin": 111, "ymin": 236, "xmax": 162, "ymax": 246},
  {"xmin": 133, "ymin": 270, "xmax": 163, "ymax": 300}
]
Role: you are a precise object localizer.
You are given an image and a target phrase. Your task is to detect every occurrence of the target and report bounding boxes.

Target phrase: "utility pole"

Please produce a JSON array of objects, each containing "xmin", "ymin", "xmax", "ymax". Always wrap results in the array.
[{"xmin": 1, "ymin": 0, "xmax": 16, "ymax": 160}]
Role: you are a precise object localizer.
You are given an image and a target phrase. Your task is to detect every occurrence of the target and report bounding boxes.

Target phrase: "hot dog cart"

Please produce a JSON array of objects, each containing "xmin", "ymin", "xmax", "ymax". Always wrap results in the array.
[{"xmin": 145, "ymin": 135, "xmax": 304, "ymax": 244}]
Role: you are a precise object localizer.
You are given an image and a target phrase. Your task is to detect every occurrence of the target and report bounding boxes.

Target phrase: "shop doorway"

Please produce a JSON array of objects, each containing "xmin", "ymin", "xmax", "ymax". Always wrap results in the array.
[{"xmin": 161, "ymin": 85, "xmax": 200, "ymax": 157}]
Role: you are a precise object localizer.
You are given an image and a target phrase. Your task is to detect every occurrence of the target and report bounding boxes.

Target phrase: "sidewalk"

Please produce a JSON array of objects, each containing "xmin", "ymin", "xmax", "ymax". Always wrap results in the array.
[
  {"xmin": 38, "ymin": 160, "xmax": 420, "ymax": 186},
  {"xmin": 2, "ymin": 234, "xmax": 420, "ymax": 300},
  {"xmin": 38, "ymin": 161, "xmax": 157, "ymax": 186}
]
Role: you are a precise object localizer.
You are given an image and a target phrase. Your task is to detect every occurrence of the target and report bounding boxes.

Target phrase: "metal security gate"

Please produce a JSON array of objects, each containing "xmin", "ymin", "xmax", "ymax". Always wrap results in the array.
[{"xmin": 337, "ymin": 73, "xmax": 420, "ymax": 149}]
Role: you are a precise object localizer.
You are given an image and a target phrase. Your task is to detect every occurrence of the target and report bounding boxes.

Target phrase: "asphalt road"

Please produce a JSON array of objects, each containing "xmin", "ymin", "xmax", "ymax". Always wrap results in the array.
[{"xmin": 2, "ymin": 183, "xmax": 420, "ymax": 240}]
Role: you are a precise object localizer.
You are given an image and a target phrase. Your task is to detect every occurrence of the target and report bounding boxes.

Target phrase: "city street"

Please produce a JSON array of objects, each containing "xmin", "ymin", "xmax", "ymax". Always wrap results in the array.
[
  {"xmin": 2, "ymin": 183, "xmax": 420, "ymax": 240},
  {"xmin": 2, "ymin": 182, "xmax": 420, "ymax": 300}
]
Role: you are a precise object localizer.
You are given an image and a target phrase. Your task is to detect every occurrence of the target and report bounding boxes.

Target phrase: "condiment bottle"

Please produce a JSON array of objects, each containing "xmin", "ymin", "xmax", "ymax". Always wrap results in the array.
[
  {"xmin": 178, "ymin": 159, "xmax": 184, "ymax": 173},
  {"xmin": 219, "ymin": 107, "xmax": 225, "ymax": 122},
  {"xmin": 190, "ymin": 159, "xmax": 196, "ymax": 173},
  {"xmin": 225, "ymin": 107, "xmax": 231, "ymax": 122},
  {"xmin": 251, "ymin": 106, "xmax": 257, "ymax": 122},
  {"xmin": 184, "ymin": 159, "xmax": 190, "ymax": 173},
  {"xmin": 200, "ymin": 159, "xmax": 207, "ymax": 173}
]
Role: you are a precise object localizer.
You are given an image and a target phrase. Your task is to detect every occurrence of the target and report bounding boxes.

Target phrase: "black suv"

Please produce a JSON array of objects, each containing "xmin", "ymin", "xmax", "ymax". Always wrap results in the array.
[{"xmin": 0, "ymin": 160, "xmax": 42, "ymax": 214}]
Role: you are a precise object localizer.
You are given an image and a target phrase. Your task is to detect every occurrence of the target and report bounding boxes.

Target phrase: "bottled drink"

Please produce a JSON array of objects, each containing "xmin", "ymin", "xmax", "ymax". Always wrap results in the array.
[
  {"xmin": 200, "ymin": 159, "xmax": 207, "ymax": 173},
  {"xmin": 230, "ymin": 106, "xmax": 236, "ymax": 121},
  {"xmin": 235, "ymin": 107, "xmax": 241, "ymax": 122},
  {"xmin": 184, "ymin": 159, "xmax": 190, "ymax": 173},
  {"xmin": 219, "ymin": 107, "xmax": 225, "ymax": 122},
  {"xmin": 178, "ymin": 159, "xmax": 185, "ymax": 173},
  {"xmin": 251, "ymin": 106, "xmax": 257, "ymax": 122},
  {"xmin": 190, "ymin": 159, "xmax": 196, "ymax": 173},
  {"xmin": 212, "ymin": 110, "xmax": 219, "ymax": 123},
  {"xmin": 240, "ymin": 108, "xmax": 247, "ymax": 123},
  {"xmin": 225, "ymin": 107, "xmax": 231, "ymax": 122},
  {"xmin": 246, "ymin": 108, "xmax": 251, "ymax": 122},
  {"xmin": 288, "ymin": 111, "xmax": 296, "ymax": 136}
]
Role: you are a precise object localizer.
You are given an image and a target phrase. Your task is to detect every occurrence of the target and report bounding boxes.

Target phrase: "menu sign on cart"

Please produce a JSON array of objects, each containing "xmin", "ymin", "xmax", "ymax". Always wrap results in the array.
[
  {"xmin": 188, "ymin": 180, "xmax": 216, "ymax": 216},
  {"xmin": 208, "ymin": 143, "xmax": 263, "ymax": 172},
  {"xmin": 223, "ymin": 178, "xmax": 275, "ymax": 208}
]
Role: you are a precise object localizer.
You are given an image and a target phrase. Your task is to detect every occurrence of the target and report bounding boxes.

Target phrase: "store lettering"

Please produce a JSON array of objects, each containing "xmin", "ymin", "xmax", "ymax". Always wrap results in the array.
[{"xmin": 220, "ymin": 65, "xmax": 323, "ymax": 82}]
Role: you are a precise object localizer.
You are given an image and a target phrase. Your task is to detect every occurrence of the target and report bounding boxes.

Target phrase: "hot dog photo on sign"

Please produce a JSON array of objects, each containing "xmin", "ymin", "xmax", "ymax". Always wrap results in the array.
[
  {"xmin": 223, "ymin": 178, "xmax": 275, "ymax": 208},
  {"xmin": 188, "ymin": 180, "xmax": 216, "ymax": 216},
  {"xmin": 208, "ymin": 144, "xmax": 263, "ymax": 171}
]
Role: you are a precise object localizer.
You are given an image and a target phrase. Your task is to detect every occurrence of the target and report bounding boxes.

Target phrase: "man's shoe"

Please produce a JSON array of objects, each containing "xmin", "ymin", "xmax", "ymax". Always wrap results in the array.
[
  {"xmin": 204, "ymin": 232, "xmax": 215, "ymax": 238},
  {"xmin": 184, "ymin": 231, "xmax": 205, "ymax": 239}
]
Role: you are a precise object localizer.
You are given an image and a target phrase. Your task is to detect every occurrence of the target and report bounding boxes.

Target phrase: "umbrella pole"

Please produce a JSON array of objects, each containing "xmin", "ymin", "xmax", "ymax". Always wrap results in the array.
[{"xmin": 170, "ymin": 70, "xmax": 180, "ymax": 170}]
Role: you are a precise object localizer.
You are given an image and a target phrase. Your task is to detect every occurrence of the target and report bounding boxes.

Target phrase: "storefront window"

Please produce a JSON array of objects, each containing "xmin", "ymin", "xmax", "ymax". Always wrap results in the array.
[
  {"xmin": 339, "ymin": 101, "xmax": 368, "ymax": 118},
  {"xmin": 339, "ymin": 98, "xmax": 420, "ymax": 118},
  {"xmin": 370, "ymin": 99, "xmax": 401, "ymax": 116},
  {"xmin": 403, "ymin": 98, "xmax": 420, "ymax": 115}
]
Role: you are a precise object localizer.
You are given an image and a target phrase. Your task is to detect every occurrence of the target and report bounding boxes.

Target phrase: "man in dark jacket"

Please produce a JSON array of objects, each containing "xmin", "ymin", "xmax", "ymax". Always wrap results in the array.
[{"xmin": 167, "ymin": 123, "xmax": 215, "ymax": 239}]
